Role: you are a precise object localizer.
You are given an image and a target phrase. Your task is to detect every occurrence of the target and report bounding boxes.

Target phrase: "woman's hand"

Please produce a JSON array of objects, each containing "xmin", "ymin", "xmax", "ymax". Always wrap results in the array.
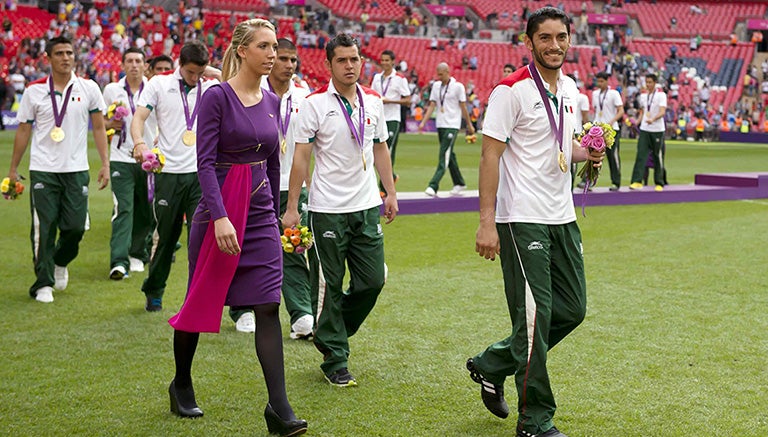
[{"xmin": 214, "ymin": 217, "xmax": 240, "ymax": 255}]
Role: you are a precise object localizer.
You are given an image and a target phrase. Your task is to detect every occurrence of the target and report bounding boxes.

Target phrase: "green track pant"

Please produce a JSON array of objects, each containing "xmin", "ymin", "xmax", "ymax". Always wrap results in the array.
[{"xmin": 109, "ymin": 161, "xmax": 154, "ymax": 271}]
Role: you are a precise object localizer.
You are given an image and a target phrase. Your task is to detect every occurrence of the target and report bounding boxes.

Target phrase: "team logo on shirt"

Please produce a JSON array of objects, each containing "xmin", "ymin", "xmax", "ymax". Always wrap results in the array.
[
  {"xmin": 326, "ymin": 110, "xmax": 339, "ymax": 117},
  {"xmin": 533, "ymin": 101, "xmax": 544, "ymax": 110}
]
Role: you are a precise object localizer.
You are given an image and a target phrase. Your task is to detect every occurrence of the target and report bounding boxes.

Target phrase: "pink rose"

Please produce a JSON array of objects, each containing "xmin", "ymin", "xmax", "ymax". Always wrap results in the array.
[
  {"xmin": 588, "ymin": 126, "xmax": 604, "ymax": 137},
  {"xmin": 142, "ymin": 151, "xmax": 156, "ymax": 162},
  {"xmin": 141, "ymin": 160, "xmax": 153, "ymax": 171},
  {"xmin": 114, "ymin": 106, "xmax": 130, "ymax": 121},
  {"xmin": 295, "ymin": 246, "xmax": 306, "ymax": 254}
]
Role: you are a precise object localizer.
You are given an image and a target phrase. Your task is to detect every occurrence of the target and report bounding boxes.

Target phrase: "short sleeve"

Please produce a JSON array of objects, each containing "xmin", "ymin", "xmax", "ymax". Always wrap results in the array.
[
  {"xmin": 87, "ymin": 79, "xmax": 106, "ymax": 113},
  {"xmin": 428, "ymin": 83, "xmax": 438, "ymax": 102},
  {"xmin": 612, "ymin": 90, "xmax": 624, "ymax": 106},
  {"xmin": 399, "ymin": 76, "xmax": 411, "ymax": 97},
  {"xmin": 457, "ymin": 83, "xmax": 467, "ymax": 103},
  {"xmin": 482, "ymin": 85, "xmax": 518, "ymax": 143},
  {"xmin": 137, "ymin": 76, "xmax": 160, "ymax": 110},
  {"xmin": 658, "ymin": 92, "xmax": 668, "ymax": 108},
  {"xmin": 102, "ymin": 83, "xmax": 118, "ymax": 114},
  {"xmin": 16, "ymin": 87, "xmax": 36, "ymax": 123},
  {"xmin": 374, "ymin": 100, "xmax": 388, "ymax": 143},
  {"xmin": 293, "ymin": 97, "xmax": 318, "ymax": 144}
]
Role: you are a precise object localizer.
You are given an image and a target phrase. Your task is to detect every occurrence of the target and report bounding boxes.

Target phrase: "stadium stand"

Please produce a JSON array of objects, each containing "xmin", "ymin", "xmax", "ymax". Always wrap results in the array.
[{"xmin": 314, "ymin": 0, "xmax": 409, "ymax": 23}]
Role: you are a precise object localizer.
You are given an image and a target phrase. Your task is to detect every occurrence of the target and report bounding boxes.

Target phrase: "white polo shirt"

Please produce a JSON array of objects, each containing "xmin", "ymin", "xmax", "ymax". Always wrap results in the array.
[
  {"xmin": 482, "ymin": 67, "xmax": 578, "ymax": 225},
  {"xmin": 17, "ymin": 72, "xmax": 106, "ymax": 173},
  {"xmin": 137, "ymin": 68, "xmax": 218, "ymax": 173},
  {"xmin": 429, "ymin": 77, "xmax": 466, "ymax": 129},
  {"xmin": 591, "ymin": 87, "xmax": 623, "ymax": 130},
  {"xmin": 574, "ymin": 91, "xmax": 590, "ymax": 134},
  {"xmin": 370, "ymin": 70, "xmax": 410, "ymax": 122},
  {"xmin": 638, "ymin": 89, "xmax": 667, "ymax": 133},
  {"xmin": 294, "ymin": 80, "xmax": 388, "ymax": 213},
  {"xmin": 103, "ymin": 77, "xmax": 158, "ymax": 163},
  {"xmin": 260, "ymin": 76, "xmax": 311, "ymax": 191}
]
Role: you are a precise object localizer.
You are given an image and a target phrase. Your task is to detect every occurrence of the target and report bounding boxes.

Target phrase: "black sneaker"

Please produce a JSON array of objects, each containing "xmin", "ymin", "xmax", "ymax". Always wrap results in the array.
[
  {"xmin": 517, "ymin": 426, "xmax": 568, "ymax": 437},
  {"xmin": 145, "ymin": 296, "xmax": 163, "ymax": 312},
  {"xmin": 325, "ymin": 368, "xmax": 358, "ymax": 387},
  {"xmin": 466, "ymin": 358, "xmax": 509, "ymax": 419}
]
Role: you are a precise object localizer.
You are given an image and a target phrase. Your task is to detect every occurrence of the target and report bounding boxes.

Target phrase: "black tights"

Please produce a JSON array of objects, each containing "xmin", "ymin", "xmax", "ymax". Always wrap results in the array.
[{"xmin": 173, "ymin": 302, "xmax": 295, "ymax": 420}]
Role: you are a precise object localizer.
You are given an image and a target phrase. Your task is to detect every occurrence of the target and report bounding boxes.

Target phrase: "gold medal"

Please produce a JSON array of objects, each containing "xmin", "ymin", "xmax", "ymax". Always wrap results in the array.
[
  {"xmin": 50, "ymin": 126, "xmax": 65, "ymax": 143},
  {"xmin": 440, "ymin": 107, "xmax": 445, "ymax": 113},
  {"xmin": 280, "ymin": 138, "xmax": 287, "ymax": 154},
  {"xmin": 362, "ymin": 152, "xmax": 367, "ymax": 171},
  {"xmin": 182, "ymin": 130, "xmax": 196, "ymax": 146},
  {"xmin": 558, "ymin": 151, "xmax": 567, "ymax": 173},
  {"xmin": 598, "ymin": 111, "xmax": 603, "ymax": 118}
]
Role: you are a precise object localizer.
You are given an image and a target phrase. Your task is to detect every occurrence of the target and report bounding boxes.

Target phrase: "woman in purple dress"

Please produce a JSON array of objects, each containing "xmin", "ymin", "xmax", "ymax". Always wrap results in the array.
[{"xmin": 166, "ymin": 19, "xmax": 307, "ymax": 436}]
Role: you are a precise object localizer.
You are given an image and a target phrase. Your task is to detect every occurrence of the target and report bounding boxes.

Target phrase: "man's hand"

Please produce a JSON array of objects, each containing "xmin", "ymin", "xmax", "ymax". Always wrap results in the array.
[
  {"xmin": 97, "ymin": 165, "xmax": 110, "ymax": 190},
  {"xmin": 475, "ymin": 222, "xmax": 500, "ymax": 261},
  {"xmin": 382, "ymin": 194, "xmax": 398, "ymax": 224},
  {"xmin": 133, "ymin": 142, "xmax": 150, "ymax": 162},
  {"xmin": 282, "ymin": 209, "xmax": 300, "ymax": 230}
]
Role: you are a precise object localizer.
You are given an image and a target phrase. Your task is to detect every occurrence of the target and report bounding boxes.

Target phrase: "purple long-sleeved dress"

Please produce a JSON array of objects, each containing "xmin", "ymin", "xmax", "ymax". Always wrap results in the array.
[{"xmin": 189, "ymin": 82, "xmax": 282, "ymax": 307}]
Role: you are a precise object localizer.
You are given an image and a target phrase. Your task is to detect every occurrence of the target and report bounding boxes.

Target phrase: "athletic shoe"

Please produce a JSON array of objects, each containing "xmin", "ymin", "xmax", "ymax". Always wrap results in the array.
[
  {"xmin": 235, "ymin": 312, "xmax": 256, "ymax": 333},
  {"xmin": 290, "ymin": 314, "xmax": 314, "ymax": 340},
  {"xmin": 576, "ymin": 181, "xmax": 587, "ymax": 189},
  {"xmin": 517, "ymin": 426, "xmax": 569, "ymax": 437},
  {"xmin": 325, "ymin": 368, "xmax": 358, "ymax": 387},
  {"xmin": 109, "ymin": 265, "xmax": 128, "ymax": 280},
  {"xmin": 129, "ymin": 257, "xmax": 145, "ymax": 272},
  {"xmin": 54, "ymin": 265, "xmax": 68, "ymax": 290},
  {"xmin": 466, "ymin": 358, "xmax": 509, "ymax": 418},
  {"xmin": 629, "ymin": 182, "xmax": 643, "ymax": 190},
  {"xmin": 424, "ymin": 187, "xmax": 437, "ymax": 197},
  {"xmin": 655, "ymin": 185, "xmax": 664, "ymax": 192},
  {"xmin": 609, "ymin": 184, "xmax": 620, "ymax": 191},
  {"xmin": 450, "ymin": 185, "xmax": 467, "ymax": 195},
  {"xmin": 145, "ymin": 296, "xmax": 163, "ymax": 312},
  {"xmin": 35, "ymin": 286, "xmax": 54, "ymax": 303}
]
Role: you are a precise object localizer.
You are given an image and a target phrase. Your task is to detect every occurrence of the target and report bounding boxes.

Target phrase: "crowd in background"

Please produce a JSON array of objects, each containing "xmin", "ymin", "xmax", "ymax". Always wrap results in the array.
[{"xmin": 1, "ymin": 0, "xmax": 768, "ymax": 137}]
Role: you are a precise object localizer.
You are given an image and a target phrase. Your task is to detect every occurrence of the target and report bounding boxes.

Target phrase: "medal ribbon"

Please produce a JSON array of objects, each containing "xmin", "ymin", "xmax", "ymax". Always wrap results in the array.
[
  {"xmin": 48, "ymin": 76, "xmax": 74, "ymax": 129},
  {"xmin": 179, "ymin": 79, "xmax": 202, "ymax": 131},
  {"xmin": 438, "ymin": 80, "xmax": 450, "ymax": 108},
  {"xmin": 646, "ymin": 90, "xmax": 655, "ymax": 113},
  {"xmin": 334, "ymin": 87, "xmax": 365, "ymax": 160},
  {"xmin": 598, "ymin": 88, "xmax": 607, "ymax": 113},
  {"xmin": 119, "ymin": 80, "xmax": 144, "ymax": 149},
  {"xmin": 381, "ymin": 74, "xmax": 392, "ymax": 95},
  {"xmin": 528, "ymin": 64, "xmax": 564, "ymax": 155},
  {"xmin": 266, "ymin": 79, "xmax": 293, "ymax": 143}
]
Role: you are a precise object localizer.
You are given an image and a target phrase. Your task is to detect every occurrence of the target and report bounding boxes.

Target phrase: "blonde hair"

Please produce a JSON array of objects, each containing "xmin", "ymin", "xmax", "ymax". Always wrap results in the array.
[{"xmin": 221, "ymin": 18, "xmax": 276, "ymax": 81}]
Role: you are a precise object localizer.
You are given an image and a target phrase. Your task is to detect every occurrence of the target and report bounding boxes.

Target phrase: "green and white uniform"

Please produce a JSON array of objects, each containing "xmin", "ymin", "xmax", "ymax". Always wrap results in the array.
[
  {"xmin": 471, "ymin": 68, "xmax": 587, "ymax": 435},
  {"xmin": 631, "ymin": 89, "xmax": 667, "ymax": 186},
  {"xmin": 427, "ymin": 77, "xmax": 467, "ymax": 191},
  {"xmin": 371, "ymin": 69, "xmax": 410, "ymax": 191},
  {"xmin": 294, "ymin": 80, "xmax": 389, "ymax": 376},
  {"xmin": 136, "ymin": 68, "xmax": 218, "ymax": 300},
  {"xmin": 17, "ymin": 73, "xmax": 106, "ymax": 295},
  {"xmin": 103, "ymin": 77, "xmax": 157, "ymax": 272}
]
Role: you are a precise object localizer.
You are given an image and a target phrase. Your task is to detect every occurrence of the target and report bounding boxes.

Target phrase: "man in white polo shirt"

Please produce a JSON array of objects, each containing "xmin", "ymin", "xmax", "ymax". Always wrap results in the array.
[
  {"xmin": 418, "ymin": 62, "xmax": 475, "ymax": 196},
  {"xmin": 229, "ymin": 38, "xmax": 314, "ymax": 336},
  {"xmin": 131, "ymin": 40, "xmax": 218, "ymax": 312},
  {"xmin": 590, "ymin": 71, "xmax": 623, "ymax": 191},
  {"xmin": 468, "ymin": 8, "xmax": 603, "ymax": 437},
  {"xmin": 283, "ymin": 33, "xmax": 398, "ymax": 388},
  {"xmin": 103, "ymin": 47, "xmax": 158, "ymax": 280},
  {"xmin": 630, "ymin": 73, "xmax": 667, "ymax": 191},
  {"xmin": 370, "ymin": 49, "xmax": 410, "ymax": 196},
  {"xmin": 7, "ymin": 35, "xmax": 110, "ymax": 303}
]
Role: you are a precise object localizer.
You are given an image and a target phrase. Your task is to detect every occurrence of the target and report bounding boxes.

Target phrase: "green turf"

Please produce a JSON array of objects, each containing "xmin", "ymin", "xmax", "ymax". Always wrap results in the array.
[{"xmin": 1, "ymin": 130, "xmax": 767, "ymax": 436}]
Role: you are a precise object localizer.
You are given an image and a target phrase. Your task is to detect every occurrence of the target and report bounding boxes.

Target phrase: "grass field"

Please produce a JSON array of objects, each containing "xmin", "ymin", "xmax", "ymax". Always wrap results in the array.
[{"xmin": 1, "ymin": 130, "xmax": 767, "ymax": 436}]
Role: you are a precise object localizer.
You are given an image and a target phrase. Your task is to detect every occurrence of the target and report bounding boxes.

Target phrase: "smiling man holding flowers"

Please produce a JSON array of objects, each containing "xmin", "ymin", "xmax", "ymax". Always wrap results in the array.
[{"xmin": 469, "ymin": 8, "xmax": 603, "ymax": 437}]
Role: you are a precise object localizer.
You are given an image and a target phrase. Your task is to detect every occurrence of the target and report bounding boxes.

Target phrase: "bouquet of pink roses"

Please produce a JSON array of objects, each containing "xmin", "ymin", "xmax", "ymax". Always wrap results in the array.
[
  {"xmin": 141, "ymin": 148, "xmax": 166, "ymax": 174},
  {"xmin": 576, "ymin": 121, "xmax": 616, "ymax": 187},
  {"xmin": 105, "ymin": 101, "xmax": 131, "ymax": 142}
]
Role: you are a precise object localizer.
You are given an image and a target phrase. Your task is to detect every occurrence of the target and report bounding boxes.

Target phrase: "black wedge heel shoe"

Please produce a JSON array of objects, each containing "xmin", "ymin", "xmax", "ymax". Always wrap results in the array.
[
  {"xmin": 169, "ymin": 379, "xmax": 204, "ymax": 418},
  {"xmin": 264, "ymin": 403, "xmax": 307, "ymax": 436}
]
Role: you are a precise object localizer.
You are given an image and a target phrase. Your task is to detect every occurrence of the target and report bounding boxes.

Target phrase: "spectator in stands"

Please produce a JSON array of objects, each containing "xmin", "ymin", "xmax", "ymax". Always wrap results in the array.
[
  {"xmin": 418, "ymin": 62, "xmax": 475, "ymax": 197},
  {"xmin": 130, "ymin": 40, "xmax": 218, "ymax": 312},
  {"xmin": 630, "ymin": 74, "xmax": 667, "ymax": 191},
  {"xmin": 503, "ymin": 63, "xmax": 516, "ymax": 77},
  {"xmin": 103, "ymin": 47, "xmax": 156, "ymax": 281},
  {"xmin": 7, "ymin": 35, "xmax": 110, "ymax": 303},
  {"xmin": 284, "ymin": 33, "xmax": 398, "ymax": 388},
  {"xmin": 469, "ymin": 55, "xmax": 478, "ymax": 70},
  {"xmin": 371, "ymin": 49, "xmax": 411, "ymax": 197}
]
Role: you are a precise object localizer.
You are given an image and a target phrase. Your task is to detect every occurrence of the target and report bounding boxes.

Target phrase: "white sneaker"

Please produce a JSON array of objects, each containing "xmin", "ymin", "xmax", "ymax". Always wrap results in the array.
[
  {"xmin": 290, "ymin": 314, "xmax": 314, "ymax": 339},
  {"xmin": 35, "ymin": 286, "xmax": 54, "ymax": 303},
  {"xmin": 109, "ymin": 265, "xmax": 128, "ymax": 280},
  {"xmin": 450, "ymin": 185, "xmax": 467, "ymax": 195},
  {"xmin": 128, "ymin": 257, "xmax": 145, "ymax": 272},
  {"xmin": 54, "ymin": 265, "xmax": 68, "ymax": 290},
  {"xmin": 424, "ymin": 187, "xmax": 437, "ymax": 197},
  {"xmin": 235, "ymin": 312, "xmax": 256, "ymax": 333}
]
